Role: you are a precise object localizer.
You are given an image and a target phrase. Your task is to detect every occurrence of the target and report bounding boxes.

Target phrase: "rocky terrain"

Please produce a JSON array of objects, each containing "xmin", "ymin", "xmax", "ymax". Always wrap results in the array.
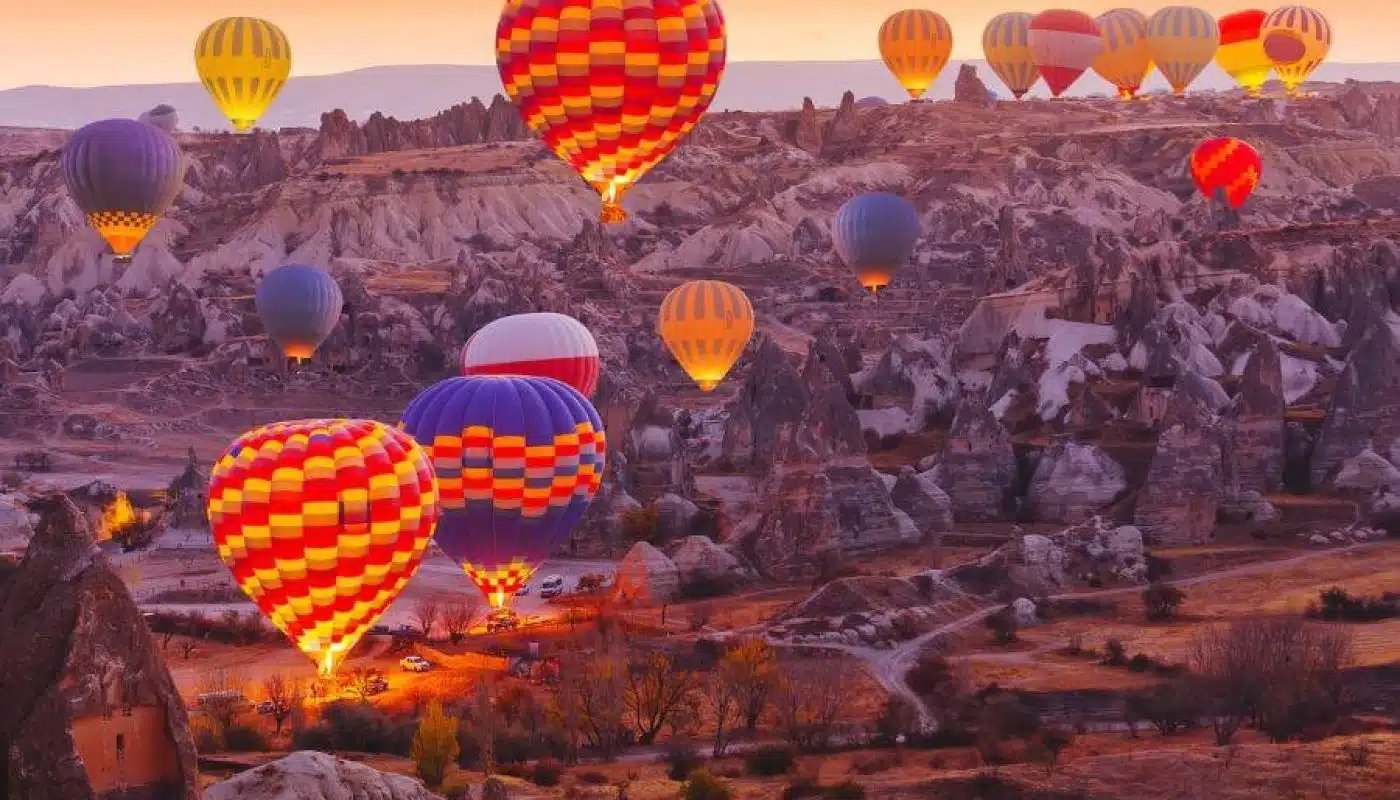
[{"xmin": 2, "ymin": 77, "xmax": 1400, "ymax": 592}]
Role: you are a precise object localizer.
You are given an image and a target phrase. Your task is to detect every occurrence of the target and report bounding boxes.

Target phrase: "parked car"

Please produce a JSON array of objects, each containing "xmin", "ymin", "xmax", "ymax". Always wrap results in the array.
[
  {"xmin": 369, "ymin": 624, "xmax": 390, "ymax": 635},
  {"xmin": 255, "ymin": 700, "xmax": 276, "ymax": 715},
  {"xmin": 538, "ymin": 574, "xmax": 565, "ymax": 599},
  {"xmin": 515, "ymin": 584, "xmax": 530, "ymax": 596},
  {"xmin": 400, "ymin": 655, "xmax": 432, "ymax": 673},
  {"xmin": 486, "ymin": 608, "xmax": 520, "ymax": 633}
]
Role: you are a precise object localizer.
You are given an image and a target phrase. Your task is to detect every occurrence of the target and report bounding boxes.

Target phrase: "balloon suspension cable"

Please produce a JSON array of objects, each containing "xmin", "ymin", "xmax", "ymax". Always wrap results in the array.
[
  {"xmin": 493, "ymin": 589, "xmax": 506, "ymax": 609},
  {"xmin": 320, "ymin": 650, "xmax": 337, "ymax": 678}
]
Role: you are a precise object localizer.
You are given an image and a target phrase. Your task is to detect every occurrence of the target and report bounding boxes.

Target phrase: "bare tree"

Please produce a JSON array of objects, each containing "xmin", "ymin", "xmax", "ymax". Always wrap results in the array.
[
  {"xmin": 773, "ymin": 659, "xmax": 858, "ymax": 751},
  {"xmin": 442, "ymin": 596, "xmax": 481, "ymax": 644},
  {"xmin": 197, "ymin": 667, "xmax": 249, "ymax": 732},
  {"xmin": 261, "ymin": 673, "xmax": 302, "ymax": 734},
  {"xmin": 342, "ymin": 667, "xmax": 386, "ymax": 703},
  {"xmin": 705, "ymin": 659, "xmax": 744, "ymax": 757},
  {"xmin": 413, "ymin": 596, "xmax": 443, "ymax": 639},
  {"xmin": 470, "ymin": 681, "xmax": 503, "ymax": 777},
  {"xmin": 624, "ymin": 651, "xmax": 699, "ymax": 745},
  {"xmin": 561, "ymin": 637, "xmax": 628, "ymax": 760},
  {"xmin": 549, "ymin": 655, "xmax": 586, "ymax": 765}
]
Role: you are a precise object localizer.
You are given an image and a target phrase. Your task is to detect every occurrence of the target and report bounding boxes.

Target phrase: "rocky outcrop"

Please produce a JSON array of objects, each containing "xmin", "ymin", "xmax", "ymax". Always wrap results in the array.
[
  {"xmin": 205, "ymin": 751, "xmax": 437, "ymax": 800},
  {"xmin": 855, "ymin": 333, "xmax": 959, "ymax": 430},
  {"xmin": 670, "ymin": 535, "xmax": 746, "ymax": 591},
  {"xmin": 1312, "ymin": 318, "xmax": 1400, "ymax": 487},
  {"xmin": 1134, "ymin": 385, "xmax": 1225, "ymax": 545},
  {"xmin": 940, "ymin": 398, "xmax": 1016, "ymax": 522},
  {"xmin": 313, "ymin": 95, "xmax": 528, "ymax": 161},
  {"xmin": 889, "ymin": 466, "xmax": 954, "ymax": 536},
  {"xmin": 0, "ymin": 494, "xmax": 200, "ymax": 800},
  {"xmin": 954, "ymin": 64, "xmax": 991, "ymax": 105},
  {"xmin": 821, "ymin": 91, "xmax": 862, "ymax": 158},
  {"xmin": 615, "ymin": 541, "xmax": 680, "ymax": 605},
  {"xmin": 1025, "ymin": 441, "xmax": 1128, "ymax": 524},
  {"xmin": 793, "ymin": 97, "xmax": 823, "ymax": 154},
  {"xmin": 138, "ymin": 105, "xmax": 178, "ymax": 135},
  {"xmin": 1231, "ymin": 335, "xmax": 1287, "ymax": 493}
]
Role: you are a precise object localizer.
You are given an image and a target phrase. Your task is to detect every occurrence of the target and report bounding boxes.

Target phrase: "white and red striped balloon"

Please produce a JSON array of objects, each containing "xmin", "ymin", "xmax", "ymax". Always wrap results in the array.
[
  {"xmin": 1028, "ymin": 9, "xmax": 1104, "ymax": 97},
  {"xmin": 461, "ymin": 312, "xmax": 600, "ymax": 397}
]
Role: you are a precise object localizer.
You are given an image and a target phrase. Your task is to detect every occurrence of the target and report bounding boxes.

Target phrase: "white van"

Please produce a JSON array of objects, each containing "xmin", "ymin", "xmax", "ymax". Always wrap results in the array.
[{"xmin": 538, "ymin": 574, "xmax": 565, "ymax": 598}]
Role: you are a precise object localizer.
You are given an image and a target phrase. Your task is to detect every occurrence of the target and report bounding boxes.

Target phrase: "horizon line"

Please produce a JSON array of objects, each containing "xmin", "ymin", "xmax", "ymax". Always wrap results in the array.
[{"xmin": 5, "ymin": 57, "xmax": 1400, "ymax": 92}]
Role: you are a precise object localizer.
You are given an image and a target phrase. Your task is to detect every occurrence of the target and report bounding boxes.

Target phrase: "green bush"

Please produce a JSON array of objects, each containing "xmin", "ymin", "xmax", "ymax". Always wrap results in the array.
[
  {"xmin": 824, "ymin": 781, "xmax": 866, "ymax": 799},
  {"xmin": 684, "ymin": 768, "xmax": 733, "ymax": 800},
  {"xmin": 531, "ymin": 758, "xmax": 563, "ymax": 786},
  {"xmin": 745, "ymin": 744, "xmax": 797, "ymax": 776}
]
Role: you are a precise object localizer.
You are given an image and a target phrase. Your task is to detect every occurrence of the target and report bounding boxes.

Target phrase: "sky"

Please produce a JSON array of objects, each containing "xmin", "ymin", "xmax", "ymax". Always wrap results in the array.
[{"xmin": 0, "ymin": 1, "xmax": 1382, "ymax": 90}]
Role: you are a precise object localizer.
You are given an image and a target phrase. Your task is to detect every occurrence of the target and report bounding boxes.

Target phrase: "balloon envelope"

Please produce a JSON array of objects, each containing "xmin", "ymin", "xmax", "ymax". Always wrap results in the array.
[
  {"xmin": 1260, "ymin": 6, "xmax": 1331, "ymax": 94},
  {"xmin": 397, "ymin": 376, "xmax": 607, "ymax": 607},
  {"xmin": 982, "ymin": 12, "xmax": 1041, "ymax": 99},
  {"xmin": 878, "ymin": 9, "xmax": 954, "ymax": 101},
  {"xmin": 1190, "ymin": 137, "xmax": 1262, "ymax": 209},
  {"xmin": 195, "ymin": 17, "xmax": 292, "ymax": 132},
  {"xmin": 1145, "ymin": 6, "xmax": 1219, "ymax": 96},
  {"xmin": 1092, "ymin": 9, "xmax": 1153, "ymax": 100},
  {"xmin": 207, "ymin": 419, "xmax": 439, "ymax": 676},
  {"xmin": 1216, "ymin": 10, "xmax": 1273, "ymax": 96},
  {"xmin": 1028, "ymin": 9, "xmax": 1103, "ymax": 98},
  {"xmin": 462, "ymin": 312, "xmax": 601, "ymax": 397},
  {"xmin": 832, "ymin": 192, "xmax": 921, "ymax": 294},
  {"xmin": 658, "ymin": 280, "xmax": 755, "ymax": 392},
  {"xmin": 61, "ymin": 118, "xmax": 184, "ymax": 261},
  {"xmin": 496, "ymin": 0, "xmax": 726, "ymax": 224},
  {"xmin": 255, "ymin": 265, "xmax": 344, "ymax": 361}
]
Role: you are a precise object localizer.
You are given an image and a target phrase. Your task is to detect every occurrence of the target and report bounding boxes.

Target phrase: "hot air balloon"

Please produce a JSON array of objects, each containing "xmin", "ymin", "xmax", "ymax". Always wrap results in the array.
[
  {"xmin": 255, "ymin": 265, "xmax": 344, "ymax": 361},
  {"xmin": 658, "ymin": 280, "xmax": 754, "ymax": 392},
  {"xmin": 1028, "ymin": 10, "xmax": 1104, "ymax": 98},
  {"xmin": 1216, "ymin": 10, "xmax": 1273, "ymax": 97},
  {"xmin": 878, "ymin": 9, "xmax": 954, "ymax": 102},
  {"xmin": 1261, "ymin": 6, "xmax": 1331, "ymax": 96},
  {"xmin": 1145, "ymin": 6, "xmax": 1219, "ymax": 96},
  {"xmin": 397, "ymin": 376, "xmax": 606, "ymax": 608},
  {"xmin": 206, "ymin": 419, "xmax": 439, "ymax": 676},
  {"xmin": 833, "ymin": 193, "xmax": 921, "ymax": 295},
  {"xmin": 61, "ymin": 119, "xmax": 185, "ymax": 265},
  {"xmin": 1190, "ymin": 137, "xmax": 1262, "ymax": 209},
  {"xmin": 496, "ymin": 0, "xmax": 727, "ymax": 224},
  {"xmin": 983, "ymin": 12, "xmax": 1041, "ymax": 99},
  {"xmin": 462, "ymin": 312, "xmax": 601, "ymax": 397},
  {"xmin": 1092, "ymin": 9, "xmax": 1153, "ymax": 100},
  {"xmin": 195, "ymin": 17, "xmax": 292, "ymax": 132}
]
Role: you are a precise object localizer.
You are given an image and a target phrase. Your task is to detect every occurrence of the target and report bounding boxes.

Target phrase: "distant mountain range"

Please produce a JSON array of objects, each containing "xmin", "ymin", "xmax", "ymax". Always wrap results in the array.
[{"xmin": 2, "ymin": 60, "xmax": 1398, "ymax": 132}]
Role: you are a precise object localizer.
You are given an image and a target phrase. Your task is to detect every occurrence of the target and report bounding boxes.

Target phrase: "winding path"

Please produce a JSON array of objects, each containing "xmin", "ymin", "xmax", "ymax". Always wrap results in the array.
[{"xmin": 779, "ymin": 541, "xmax": 1390, "ymax": 729}]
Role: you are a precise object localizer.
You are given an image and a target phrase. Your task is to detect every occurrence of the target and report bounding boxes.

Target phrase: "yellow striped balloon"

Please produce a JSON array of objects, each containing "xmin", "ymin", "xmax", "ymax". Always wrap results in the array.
[
  {"xmin": 195, "ymin": 17, "xmax": 292, "ymax": 132},
  {"xmin": 878, "ymin": 9, "xmax": 954, "ymax": 101},
  {"xmin": 982, "ymin": 12, "xmax": 1040, "ymax": 99},
  {"xmin": 658, "ymin": 280, "xmax": 754, "ymax": 392},
  {"xmin": 1145, "ymin": 6, "xmax": 1218, "ymax": 96},
  {"xmin": 1260, "ymin": 6, "xmax": 1331, "ymax": 96},
  {"xmin": 1092, "ymin": 9, "xmax": 1153, "ymax": 100},
  {"xmin": 1216, "ymin": 10, "xmax": 1273, "ymax": 97}
]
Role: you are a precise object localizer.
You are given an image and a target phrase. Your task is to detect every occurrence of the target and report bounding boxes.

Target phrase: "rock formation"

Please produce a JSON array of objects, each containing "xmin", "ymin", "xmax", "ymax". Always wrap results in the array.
[
  {"xmin": 615, "ymin": 541, "xmax": 680, "ymax": 605},
  {"xmin": 1230, "ymin": 335, "xmax": 1287, "ymax": 493},
  {"xmin": 313, "ymin": 95, "xmax": 528, "ymax": 161},
  {"xmin": 205, "ymin": 751, "xmax": 437, "ymax": 800},
  {"xmin": 1134, "ymin": 379, "xmax": 1226, "ymax": 545},
  {"xmin": 940, "ymin": 398, "xmax": 1016, "ymax": 522},
  {"xmin": 954, "ymin": 64, "xmax": 991, "ymax": 105},
  {"xmin": 1026, "ymin": 440, "xmax": 1128, "ymax": 524},
  {"xmin": 0, "ymin": 494, "xmax": 200, "ymax": 800}
]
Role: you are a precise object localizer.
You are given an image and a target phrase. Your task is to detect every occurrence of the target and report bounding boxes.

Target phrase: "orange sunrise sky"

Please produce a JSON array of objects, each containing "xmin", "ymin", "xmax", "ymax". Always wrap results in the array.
[{"xmin": 0, "ymin": 1, "xmax": 1378, "ymax": 89}]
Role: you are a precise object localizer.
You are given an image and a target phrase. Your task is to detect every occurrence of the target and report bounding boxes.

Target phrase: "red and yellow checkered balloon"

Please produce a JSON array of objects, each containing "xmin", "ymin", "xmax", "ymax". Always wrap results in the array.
[
  {"xmin": 496, "ymin": 0, "xmax": 727, "ymax": 224},
  {"xmin": 207, "ymin": 419, "xmax": 439, "ymax": 676},
  {"xmin": 1190, "ymin": 136, "xmax": 1262, "ymax": 210}
]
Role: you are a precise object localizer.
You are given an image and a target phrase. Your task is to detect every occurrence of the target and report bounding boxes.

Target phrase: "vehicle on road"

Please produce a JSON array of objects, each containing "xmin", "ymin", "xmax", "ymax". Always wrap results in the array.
[
  {"xmin": 486, "ymin": 608, "xmax": 520, "ymax": 633},
  {"xmin": 538, "ymin": 574, "xmax": 565, "ymax": 599},
  {"xmin": 515, "ymin": 584, "xmax": 530, "ymax": 596},
  {"xmin": 255, "ymin": 700, "xmax": 276, "ymax": 715},
  {"xmin": 369, "ymin": 624, "xmax": 390, "ymax": 635},
  {"xmin": 400, "ymin": 655, "xmax": 432, "ymax": 672}
]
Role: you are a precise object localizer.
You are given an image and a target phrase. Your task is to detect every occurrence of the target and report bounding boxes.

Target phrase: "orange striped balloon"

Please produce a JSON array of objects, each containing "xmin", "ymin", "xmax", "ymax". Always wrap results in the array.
[
  {"xmin": 496, "ymin": 0, "xmax": 727, "ymax": 224},
  {"xmin": 207, "ymin": 419, "xmax": 440, "ymax": 676},
  {"xmin": 1190, "ymin": 137, "xmax": 1262, "ymax": 209}
]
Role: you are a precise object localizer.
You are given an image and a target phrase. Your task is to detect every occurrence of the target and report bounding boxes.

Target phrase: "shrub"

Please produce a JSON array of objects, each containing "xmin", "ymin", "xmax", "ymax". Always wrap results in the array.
[
  {"xmin": 665, "ymin": 744, "xmax": 703, "ymax": 781},
  {"xmin": 745, "ymin": 744, "xmax": 797, "ymax": 776},
  {"xmin": 985, "ymin": 606, "xmax": 1018, "ymax": 643},
  {"xmin": 577, "ymin": 770, "xmax": 609, "ymax": 785},
  {"xmin": 531, "ymin": 758, "xmax": 563, "ymax": 786},
  {"xmin": 1102, "ymin": 638, "xmax": 1127, "ymax": 667},
  {"xmin": 318, "ymin": 701, "xmax": 398, "ymax": 753},
  {"xmin": 221, "ymin": 723, "xmax": 269, "ymax": 752},
  {"xmin": 1143, "ymin": 582, "xmax": 1186, "ymax": 621},
  {"xmin": 1127, "ymin": 653, "xmax": 1155, "ymax": 672},
  {"xmin": 1145, "ymin": 553, "xmax": 1174, "ymax": 582},
  {"xmin": 684, "ymin": 769, "xmax": 732, "ymax": 800},
  {"xmin": 621, "ymin": 505, "xmax": 661, "ymax": 544},
  {"xmin": 412, "ymin": 701, "xmax": 461, "ymax": 789},
  {"xmin": 824, "ymin": 781, "xmax": 866, "ymax": 799},
  {"xmin": 1309, "ymin": 587, "xmax": 1400, "ymax": 622},
  {"xmin": 290, "ymin": 725, "xmax": 334, "ymax": 751}
]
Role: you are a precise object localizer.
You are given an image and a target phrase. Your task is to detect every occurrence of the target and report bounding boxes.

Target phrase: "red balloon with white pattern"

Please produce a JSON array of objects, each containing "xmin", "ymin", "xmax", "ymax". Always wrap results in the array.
[{"xmin": 461, "ymin": 313, "xmax": 601, "ymax": 398}]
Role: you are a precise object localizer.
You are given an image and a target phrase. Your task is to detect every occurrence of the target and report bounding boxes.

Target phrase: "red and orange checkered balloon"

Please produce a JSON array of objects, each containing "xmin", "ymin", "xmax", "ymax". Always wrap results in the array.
[
  {"xmin": 207, "ymin": 419, "xmax": 439, "ymax": 676},
  {"xmin": 1190, "ymin": 136, "xmax": 1262, "ymax": 210},
  {"xmin": 496, "ymin": 0, "xmax": 727, "ymax": 224}
]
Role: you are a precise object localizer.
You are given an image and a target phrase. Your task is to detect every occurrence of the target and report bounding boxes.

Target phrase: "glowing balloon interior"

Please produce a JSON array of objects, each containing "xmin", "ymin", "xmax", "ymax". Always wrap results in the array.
[{"xmin": 206, "ymin": 419, "xmax": 440, "ymax": 676}]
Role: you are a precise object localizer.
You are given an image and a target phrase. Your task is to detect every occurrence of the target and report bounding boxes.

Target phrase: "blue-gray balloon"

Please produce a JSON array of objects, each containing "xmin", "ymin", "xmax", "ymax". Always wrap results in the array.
[
  {"xmin": 255, "ymin": 265, "xmax": 344, "ymax": 360},
  {"xmin": 832, "ymin": 192, "xmax": 920, "ymax": 294}
]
